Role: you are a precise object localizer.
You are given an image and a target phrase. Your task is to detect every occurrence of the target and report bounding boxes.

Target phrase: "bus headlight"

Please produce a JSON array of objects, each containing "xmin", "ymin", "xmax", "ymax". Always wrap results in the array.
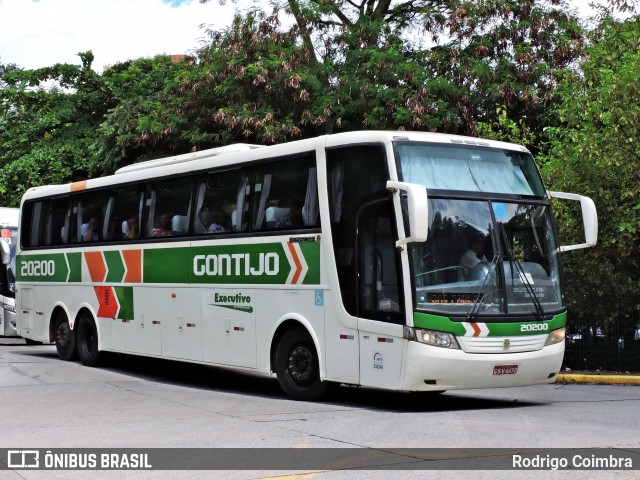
[
  {"xmin": 544, "ymin": 327, "xmax": 566, "ymax": 347},
  {"xmin": 414, "ymin": 329, "xmax": 460, "ymax": 349}
]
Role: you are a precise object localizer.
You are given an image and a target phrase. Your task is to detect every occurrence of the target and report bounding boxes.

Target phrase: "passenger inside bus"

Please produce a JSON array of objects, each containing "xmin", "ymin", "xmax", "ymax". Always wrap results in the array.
[
  {"xmin": 82, "ymin": 217, "xmax": 100, "ymax": 242},
  {"xmin": 151, "ymin": 213, "xmax": 173, "ymax": 237},
  {"xmin": 208, "ymin": 211, "xmax": 232, "ymax": 233},
  {"xmin": 105, "ymin": 216, "xmax": 121, "ymax": 241},
  {"xmin": 458, "ymin": 233, "xmax": 488, "ymax": 280},
  {"xmin": 276, "ymin": 202, "xmax": 303, "ymax": 229},
  {"xmin": 124, "ymin": 217, "xmax": 139, "ymax": 239},
  {"xmin": 195, "ymin": 207, "xmax": 215, "ymax": 234}
]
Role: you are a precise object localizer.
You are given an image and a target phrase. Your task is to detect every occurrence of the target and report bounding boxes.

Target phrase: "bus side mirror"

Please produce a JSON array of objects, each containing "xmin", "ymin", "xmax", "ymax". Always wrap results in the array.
[
  {"xmin": 0, "ymin": 239, "xmax": 9, "ymax": 265},
  {"xmin": 387, "ymin": 180, "xmax": 428, "ymax": 247},
  {"xmin": 548, "ymin": 191, "xmax": 598, "ymax": 252}
]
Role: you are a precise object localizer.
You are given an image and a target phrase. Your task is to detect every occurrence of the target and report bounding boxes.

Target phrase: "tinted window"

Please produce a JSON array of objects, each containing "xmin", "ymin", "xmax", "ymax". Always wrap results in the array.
[
  {"xmin": 144, "ymin": 176, "xmax": 194, "ymax": 238},
  {"xmin": 104, "ymin": 185, "xmax": 143, "ymax": 241},
  {"xmin": 252, "ymin": 155, "xmax": 318, "ymax": 231}
]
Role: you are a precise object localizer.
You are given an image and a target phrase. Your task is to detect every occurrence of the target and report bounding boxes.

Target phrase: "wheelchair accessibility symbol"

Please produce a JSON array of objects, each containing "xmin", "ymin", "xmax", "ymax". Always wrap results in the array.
[{"xmin": 314, "ymin": 290, "xmax": 324, "ymax": 306}]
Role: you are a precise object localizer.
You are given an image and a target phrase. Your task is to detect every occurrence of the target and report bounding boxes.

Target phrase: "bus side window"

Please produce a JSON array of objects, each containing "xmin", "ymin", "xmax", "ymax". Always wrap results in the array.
[
  {"xmin": 104, "ymin": 185, "xmax": 143, "ymax": 241},
  {"xmin": 73, "ymin": 191, "xmax": 106, "ymax": 243},
  {"xmin": 46, "ymin": 197, "xmax": 70, "ymax": 246},
  {"xmin": 251, "ymin": 154, "xmax": 317, "ymax": 231},
  {"xmin": 145, "ymin": 176, "xmax": 194, "ymax": 238},
  {"xmin": 23, "ymin": 201, "xmax": 44, "ymax": 248},
  {"xmin": 194, "ymin": 169, "xmax": 244, "ymax": 235},
  {"xmin": 357, "ymin": 200, "xmax": 404, "ymax": 323}
]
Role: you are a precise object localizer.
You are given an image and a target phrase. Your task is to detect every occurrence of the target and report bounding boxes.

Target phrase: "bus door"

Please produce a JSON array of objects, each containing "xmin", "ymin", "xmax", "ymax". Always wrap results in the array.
[{"xmin": 356, "ymin": 198, "xmax": 406, "ymax": 389}]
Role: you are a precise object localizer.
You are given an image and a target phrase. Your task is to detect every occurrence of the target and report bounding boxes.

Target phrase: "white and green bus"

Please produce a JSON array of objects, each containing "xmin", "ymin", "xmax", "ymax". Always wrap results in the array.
[
  {"xmin": 16, "ymin": 131, "xmax": 597, "ymax": 400},
  {"xmin": 1, "ymin": 207, "xmax": 19, "ymax": 337}
]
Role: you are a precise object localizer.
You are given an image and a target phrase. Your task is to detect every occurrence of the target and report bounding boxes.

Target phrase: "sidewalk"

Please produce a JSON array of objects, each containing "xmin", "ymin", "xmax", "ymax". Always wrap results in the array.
[{"xmin": 556, "ymin": 372, "xmax": 640, "ymax": 385}]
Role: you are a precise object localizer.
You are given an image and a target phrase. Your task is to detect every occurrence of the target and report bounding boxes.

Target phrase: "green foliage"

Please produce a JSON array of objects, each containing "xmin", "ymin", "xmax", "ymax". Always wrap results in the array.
[
  {"xmin": 188, "ymin": 9, "xmax": 318, "ymax": 143},
  {"xmin": 96, "ymin": 55, "xmax": 192, "ymax": 170},
  {"xmin": 0, "ymin": 52, "xmax": 107, "ymax": 205},
  {"xmin": 476, "ymin": 105, "xmax": 536, "ymax": 147},
  {"xmin": 191, "ymin": 0, "xmax": 584, "ymax": 139},
  {"xmin": 0, "ymin": 53, "xmax": 193, "ymax": 204},
  {"xmin": 543, "ymin": 14, "xmax": 640, "ymax": 327}
]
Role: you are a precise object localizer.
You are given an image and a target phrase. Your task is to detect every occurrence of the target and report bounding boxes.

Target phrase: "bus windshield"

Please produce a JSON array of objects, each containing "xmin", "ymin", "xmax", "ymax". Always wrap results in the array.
[
  {"xmin": 396, "ymin": 142, "xmax": 546, "ymax": 196},
  {"xmin": 410, "ymin": 198, "xmax": 562, "ymax": 318}
]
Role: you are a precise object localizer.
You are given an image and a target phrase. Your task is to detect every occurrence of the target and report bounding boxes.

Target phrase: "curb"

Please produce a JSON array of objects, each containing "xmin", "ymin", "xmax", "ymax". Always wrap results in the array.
[{"xmin": 556, "ymin": 374, "xmax": 640, "ymax": 386}]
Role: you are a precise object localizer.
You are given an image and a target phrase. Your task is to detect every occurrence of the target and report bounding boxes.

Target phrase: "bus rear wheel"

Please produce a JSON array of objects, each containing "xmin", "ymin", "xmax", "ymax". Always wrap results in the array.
[
  {"xmin": 54, "ymin": 312, "xmax": 77, "ymax": 361},
  {"xmin": 275, "ymin": 327, "xmax": 333, "ymax": 401},
  {"xmin": 76, "ymin": 313, "xmax": 102, "ymax": 367}
]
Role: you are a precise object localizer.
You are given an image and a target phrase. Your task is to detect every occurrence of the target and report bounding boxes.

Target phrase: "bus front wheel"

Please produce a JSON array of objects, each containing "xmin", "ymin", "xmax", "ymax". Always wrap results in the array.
[
  {"xmin": 76, "ymin": 313, "xmax": 102, "ymax": 367},
  {"xmin": 275, "ymin": 327, "xmax": 332, "ymax": 401},
  {"xmin": 54, "ymin": 312, "xmax": 77, "ymax": 361}
]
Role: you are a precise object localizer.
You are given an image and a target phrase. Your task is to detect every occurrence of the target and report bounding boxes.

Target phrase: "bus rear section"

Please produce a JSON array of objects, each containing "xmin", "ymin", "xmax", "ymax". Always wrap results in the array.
[{"xmin": 0, "ymin": 207, "xmax": 19, "ymax": 337}]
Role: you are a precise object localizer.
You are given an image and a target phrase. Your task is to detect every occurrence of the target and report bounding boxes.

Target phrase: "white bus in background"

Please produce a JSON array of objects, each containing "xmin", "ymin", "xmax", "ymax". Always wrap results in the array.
[
  {"xmin": 0, "ymin": 207, "xmax": 19, "ymax": 337},
  {"xmin": 15, "ymin": 131, "xmax": 597, "ymax": 400}
]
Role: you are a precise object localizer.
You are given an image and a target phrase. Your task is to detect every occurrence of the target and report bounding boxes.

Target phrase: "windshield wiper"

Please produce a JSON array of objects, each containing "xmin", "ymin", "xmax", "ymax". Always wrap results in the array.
[
  {"xmin": 498, "ymin": 223, "xmax": 544, "ymax": 320},
  {"xmin": 467, "ymin": 253, "xmax": 500, "ymax": 321}
]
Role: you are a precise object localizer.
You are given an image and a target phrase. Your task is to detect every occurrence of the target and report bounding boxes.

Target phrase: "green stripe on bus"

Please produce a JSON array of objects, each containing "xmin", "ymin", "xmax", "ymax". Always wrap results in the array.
[
  {"xmin": 413, "ymin": 311, "xmax": 567, "ymax": 336},
  {"xmin": 412, "ymin": 312, "xmax": 468, "ymax": 335},
  {"xmin": 67, "ymin": 252, "xmax": 82, "ymax": 282},
  {"xmin": 114, "ymin": 286, "xmax": 134, "ymax": 320},
  {"xmin": 143, "ymin": 243, "xmax": 320, "ymax": 285},
  {"xmin": 17, "ymin": 242, "xmax": 321, "ymax": 286},
  {"xmin": 104, "ymin": 251, "xmax": 125, "ymax": 283},
  {"xmin": 298, "ymin": 242, "xmax": 320, "ymax": 284},
  {"xmin": 16, "ymin": 253, "xmax": 69, "ymax": 282}
]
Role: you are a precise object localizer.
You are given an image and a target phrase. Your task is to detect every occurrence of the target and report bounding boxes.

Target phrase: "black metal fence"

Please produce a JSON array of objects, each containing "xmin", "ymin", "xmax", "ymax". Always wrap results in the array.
[{"xmin": 563, "ymin": 296, "xmax": 640, "ymax": 373}]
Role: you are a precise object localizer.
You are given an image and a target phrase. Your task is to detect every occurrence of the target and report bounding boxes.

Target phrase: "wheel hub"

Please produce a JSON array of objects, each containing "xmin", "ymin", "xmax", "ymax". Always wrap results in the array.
[
  {"xmin": 56, "ymin": 324, "xmax": 70, "ymax": 347},
  {"xmin": 288, "ymin": 346, "xmax": 314, "ymax": 383}
]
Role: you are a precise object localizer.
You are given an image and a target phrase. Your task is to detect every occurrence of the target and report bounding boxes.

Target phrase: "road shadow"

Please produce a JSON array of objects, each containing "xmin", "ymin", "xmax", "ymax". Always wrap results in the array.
[
  {"xmin": 327, "ymin": 385, "xmax": 544, "ymax": 412},
  {"xmin": 0, "ymin": 338, "xmax": 39, "ymax": 347},
  {"xmin": 90, "ymin": 353, "xmax": 547, "ymax": 412},
  {"xmin": 102, "ymin": 351, "xmax": 289, "ymax": 400},
  {"xmin": 5, "ymin": 344, "xmax": 545, "ymax": 411}
]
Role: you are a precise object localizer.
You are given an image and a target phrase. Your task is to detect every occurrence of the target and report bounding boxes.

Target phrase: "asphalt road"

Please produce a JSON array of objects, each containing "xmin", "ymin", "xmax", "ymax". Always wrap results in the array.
[{"xmin": 1, "ymin": 338, "xmax": 639, "ymax": 480}]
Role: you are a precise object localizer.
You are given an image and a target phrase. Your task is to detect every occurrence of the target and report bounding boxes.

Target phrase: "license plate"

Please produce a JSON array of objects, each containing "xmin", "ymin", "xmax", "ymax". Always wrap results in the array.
[{"xmin": 493, "ymin": 365, "xmax": 518, "ymax": 375}]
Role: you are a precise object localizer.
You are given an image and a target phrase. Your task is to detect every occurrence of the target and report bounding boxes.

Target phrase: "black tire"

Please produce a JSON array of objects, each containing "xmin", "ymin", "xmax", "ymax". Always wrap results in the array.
[
  {"xmin": 275, "ymin": 327, "xmax": 333, "ymax": 401},
  {"xmin": 76, "ymin": 313, "xmax": 102, "ymax": 367},
  {"xmin": 54, "ymin": 311, "xmax": 77, "ymax": 361}
]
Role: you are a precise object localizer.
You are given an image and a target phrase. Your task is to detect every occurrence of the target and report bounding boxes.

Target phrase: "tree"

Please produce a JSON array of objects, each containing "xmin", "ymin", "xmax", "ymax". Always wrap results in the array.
[
  {"xmin": 543, "ymin": 13, "xmax": 640, "ymax": 332},
  {"xmin": 94, "ymin": 0, "xmax": 585, "ymax": 154},
  {"xmin": 0, "ymin": 52, "xmax": 109, "ymax": 205},
  {"xmin": 193, "ymin": 0, "xmax": 585, "ymax": 143},
  {"xmin": 96, "ymin": 55, "xmax": 193, "ymax": 171}
]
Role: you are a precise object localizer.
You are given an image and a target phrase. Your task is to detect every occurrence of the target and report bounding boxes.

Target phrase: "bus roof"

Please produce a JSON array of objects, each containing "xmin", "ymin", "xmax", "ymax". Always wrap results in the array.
[
  {"xmin": 114, "ymin": 143, "xmax": 265, "ymax": 175},
  {"xmin": 20, "ymin": 131, "xmax": 531, "ymax": 202}
]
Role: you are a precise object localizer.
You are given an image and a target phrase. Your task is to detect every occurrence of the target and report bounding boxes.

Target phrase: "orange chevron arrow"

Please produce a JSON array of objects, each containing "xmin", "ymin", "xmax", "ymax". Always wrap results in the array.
[
  {"xmin": 122, "ymin": 249, "xmax": 142, "ymax": 283},
  {"xmin": 287, "ymin": 242, "xmax": 303, "ymax": 284},
  {"xmin": 471, "ymin": 323, "xmax": 481, "ymax": 337},
  {"xmin": 94, "ymin": 286, "xmax": 118, "ymax": 318},
  {"xmin": 84, "ymin": 251, "xmax": 106, "ymax": 283}
]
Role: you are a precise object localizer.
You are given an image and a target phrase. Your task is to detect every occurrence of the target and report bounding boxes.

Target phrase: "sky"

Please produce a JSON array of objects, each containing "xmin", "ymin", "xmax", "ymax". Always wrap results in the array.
[
  {"xmin": 0, "ymin": 0, "xmax": 601, "ymax": 73},
  {"xmin": 0, "ymin": 0, "xmax": 253, "ymax": 71}
]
